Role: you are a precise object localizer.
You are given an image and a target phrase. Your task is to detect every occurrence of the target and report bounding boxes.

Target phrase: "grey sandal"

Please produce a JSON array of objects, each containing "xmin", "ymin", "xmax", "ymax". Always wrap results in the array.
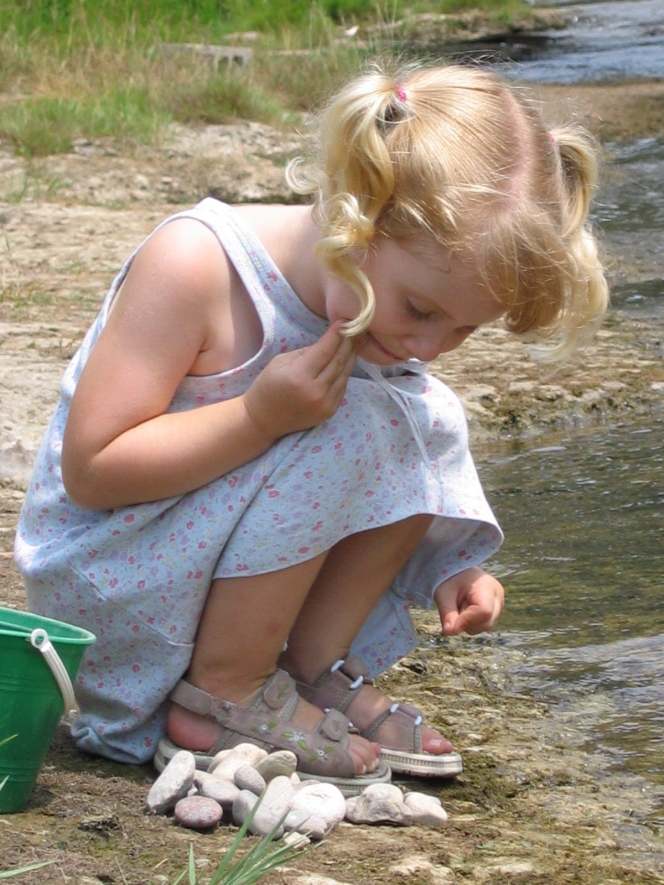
[
  {"xmin": 154, "ymin": 668, "xmax": 391, "ymax": 796},
  {"xmin": 297, "ymin": 657, "xmax": 463, "ymax": 778}
]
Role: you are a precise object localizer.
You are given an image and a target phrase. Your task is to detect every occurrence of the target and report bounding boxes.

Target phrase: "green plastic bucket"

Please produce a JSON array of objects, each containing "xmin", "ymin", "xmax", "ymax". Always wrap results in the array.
[{"xmin": 0, "ymin": 606, "xmax": 96, "ymax": 813}]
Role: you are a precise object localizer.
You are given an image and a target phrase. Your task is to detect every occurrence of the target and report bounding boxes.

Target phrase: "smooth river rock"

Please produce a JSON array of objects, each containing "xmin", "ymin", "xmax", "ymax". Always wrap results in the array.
[
  {"xmin": 232, "ymin": 789, "xmax": 285, "ymax": 838},
  {"xmin": 174, "ymin": 795, "xmax": 223, "ymax": 829},
  {"xmin": 288, "ymin": 782, "xmax": 346, "ymax": 837},
  {"xmin": 344, "ymin": 783, "xmax": 414, "ymax": 826},
  {"xmin": 209, "ymin": 743, "xmax": 268, "ymax": 780},
  {"xmin": 234, "ymin": 764, "xmax": 267, "ymax": 795},
  {"xmin": 263, "ymin": 774, "xmax": 297, "ymax": 819},
  {"xmin": 403, "ymin": 792, "xmax": 448, "ymax": 828},
  {"xmin": 194, "ymin": 770, "xmax": 239, "ymax": 809},
  {"xmin": 255, "ymin": 749, "xmax": 298, "ymax": 781},
  {"xmin": 146, "ymin": 750, "xmax": 196, "ymax": 814}
]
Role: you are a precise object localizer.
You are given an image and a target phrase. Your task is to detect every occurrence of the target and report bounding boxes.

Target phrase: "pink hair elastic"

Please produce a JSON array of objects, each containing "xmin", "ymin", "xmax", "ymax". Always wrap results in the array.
[{"xmin": 396, "ymin": 84, "xmax": 407, "ymax": 102}]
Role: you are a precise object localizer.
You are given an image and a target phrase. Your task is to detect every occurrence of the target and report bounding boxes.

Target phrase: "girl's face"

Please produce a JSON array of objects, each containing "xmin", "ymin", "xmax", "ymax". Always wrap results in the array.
[{"xmin": 325, "ymin": 236, "xmax": 506, "ymax": 366}]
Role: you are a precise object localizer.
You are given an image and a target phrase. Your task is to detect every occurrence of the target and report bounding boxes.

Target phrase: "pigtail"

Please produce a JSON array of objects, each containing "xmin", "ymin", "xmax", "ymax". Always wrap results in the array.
[
  {"xmin": 288, "ymin": 71, "xmax": 412, "ymax": 336},
  {"xmin": 551, "ymin": 125, "xmax": 598, "ymax": 235},
  {"xmin": 532, "ymin": 125, "xmax": 608, "ymax": 361}
]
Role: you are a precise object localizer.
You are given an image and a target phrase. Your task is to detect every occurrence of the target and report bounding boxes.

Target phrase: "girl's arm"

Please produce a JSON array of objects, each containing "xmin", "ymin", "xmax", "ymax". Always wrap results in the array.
[{"xmin": 62, "ymin": 219, "xmax": 355, "ymax": 510}]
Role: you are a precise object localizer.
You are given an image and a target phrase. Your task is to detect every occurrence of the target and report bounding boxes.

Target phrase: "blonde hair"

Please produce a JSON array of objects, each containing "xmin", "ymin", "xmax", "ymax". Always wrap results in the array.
[{"xmin": 287, "ymin": 62, "xmax": 608, "ymax": 360}]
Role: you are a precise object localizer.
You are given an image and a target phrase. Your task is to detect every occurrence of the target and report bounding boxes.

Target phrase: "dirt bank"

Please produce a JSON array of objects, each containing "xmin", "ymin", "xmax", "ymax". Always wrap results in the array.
[{"xmin": 0, "ymin": 76, "xmax": 663, "ymax": 884}]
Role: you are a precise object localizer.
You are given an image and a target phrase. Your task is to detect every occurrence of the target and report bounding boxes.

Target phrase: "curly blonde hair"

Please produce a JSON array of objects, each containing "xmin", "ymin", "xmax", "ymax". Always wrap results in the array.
[{"xmin": 287, "ymin": 62, "xmax": 608, "ymax": 360}]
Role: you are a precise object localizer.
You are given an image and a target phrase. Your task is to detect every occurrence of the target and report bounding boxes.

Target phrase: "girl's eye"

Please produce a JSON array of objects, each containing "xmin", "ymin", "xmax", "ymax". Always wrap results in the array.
[{"xmin": 406, "ymin": 302, "xmax": 436, "ymax": 321}]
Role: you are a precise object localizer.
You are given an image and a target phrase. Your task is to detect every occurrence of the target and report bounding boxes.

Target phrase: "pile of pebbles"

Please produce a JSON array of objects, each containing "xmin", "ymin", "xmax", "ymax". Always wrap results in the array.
[{"xmin": 147, "ymin": 743, "xmax": 448, "ymax": 839}]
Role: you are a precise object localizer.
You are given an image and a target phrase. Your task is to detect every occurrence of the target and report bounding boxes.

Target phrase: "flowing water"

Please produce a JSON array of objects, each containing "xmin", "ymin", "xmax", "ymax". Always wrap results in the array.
[
  {"xmin": 478, "ymin": 418, "xmax": 664, "ymax": 815},
  {"xmin": 497, "ymin": 0, "xmax": 664, "ymax": 83},
  {"xmin": 433, "ymin": 0, "xmax": 664, "ymax": 83},
  {"xmin": 433, "ymin": 0, "xmax": 664, "ymax": 832}
]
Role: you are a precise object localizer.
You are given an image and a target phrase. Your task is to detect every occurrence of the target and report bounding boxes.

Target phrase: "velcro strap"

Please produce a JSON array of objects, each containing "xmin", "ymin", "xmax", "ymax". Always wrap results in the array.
[
  {"xmin": 317, "ymin": 708, "xmax": 348, "ymax": 742},
  {"xmin": 262, "ymin": 669, "xmax": 296, "ymax": 709}
]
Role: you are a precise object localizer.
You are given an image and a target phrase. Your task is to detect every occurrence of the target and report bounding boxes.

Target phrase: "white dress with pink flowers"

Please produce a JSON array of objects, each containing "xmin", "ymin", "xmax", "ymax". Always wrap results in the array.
[{"xmin": 15, "ymin": 199, "xmax": 502, "ymax": 764}]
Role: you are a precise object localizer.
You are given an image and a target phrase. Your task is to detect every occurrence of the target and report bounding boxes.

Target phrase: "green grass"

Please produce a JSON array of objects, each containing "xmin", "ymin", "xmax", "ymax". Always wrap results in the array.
[
  {"xmin": 0, "ymin": 0, "xmax": 530, "ymax": 158},
  {"xmin": 1, "ymin": 0, "xmax": 521, "ymax": 39},
  {"xmin": 0, "ymin": 88, "xmax": 167, "ymax": 157}
]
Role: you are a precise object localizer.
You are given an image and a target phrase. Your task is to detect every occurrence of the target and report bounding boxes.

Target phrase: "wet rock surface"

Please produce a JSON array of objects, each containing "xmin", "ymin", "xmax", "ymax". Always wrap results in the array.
[{"xmin": 0, "ymin": 78, "xmax": 663, "ymax": 883}]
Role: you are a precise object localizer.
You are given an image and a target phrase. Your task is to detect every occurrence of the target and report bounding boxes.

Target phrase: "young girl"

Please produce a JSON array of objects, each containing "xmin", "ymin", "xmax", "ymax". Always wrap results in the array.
[{"xmin": 15, "ymin": 62, "xmax": 607, "ymax": 789}]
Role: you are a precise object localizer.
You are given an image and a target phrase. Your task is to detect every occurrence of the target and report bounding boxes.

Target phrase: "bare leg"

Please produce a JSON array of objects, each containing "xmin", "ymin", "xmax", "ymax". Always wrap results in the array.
[
  {"xmin": 281, "ymin": 515, "xmax": 455, "ymax": 755},
  {"xmin": 167, "ymin": 553, "xmax": 380, "ymax": 773}
]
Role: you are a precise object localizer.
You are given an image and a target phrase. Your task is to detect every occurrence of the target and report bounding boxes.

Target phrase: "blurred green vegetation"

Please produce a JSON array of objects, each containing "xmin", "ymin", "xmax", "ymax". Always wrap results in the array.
[
  {"xmin": 1, "ymin": 0, "xmax": 524, "ymax": 38},
  {"xmin": 0, "ymin": 0, "xmax": 529, "ymax": 157}
]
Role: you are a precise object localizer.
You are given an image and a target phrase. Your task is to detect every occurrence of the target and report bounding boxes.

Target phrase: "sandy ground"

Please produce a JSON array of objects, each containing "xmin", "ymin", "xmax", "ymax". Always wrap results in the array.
[{"xmin": 0, "ymin": 76, "xmax": 663, "ymax": 884}]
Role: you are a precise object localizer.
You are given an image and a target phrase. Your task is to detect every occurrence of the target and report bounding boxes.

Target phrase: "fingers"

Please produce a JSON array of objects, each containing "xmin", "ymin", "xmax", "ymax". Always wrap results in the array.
[
  {"xmin": 292, "ymin": 323, "xmax": 357, "ymax": 409},
  {"xmin": 451, "ymin": 599, "xmax": 500, "ymax": 635},
  {"xmin": 299, "ymin": 322, "xmax": 355, "ymax": 379},
  {"xmin": 436, "ymin": 569, "xmax": 505, "ymax": 636}
]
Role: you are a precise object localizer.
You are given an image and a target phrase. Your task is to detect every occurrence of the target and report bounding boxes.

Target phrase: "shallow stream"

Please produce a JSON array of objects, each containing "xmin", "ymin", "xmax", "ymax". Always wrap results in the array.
[
  {"xmin": 476, "ymin": 417, "xmax": 663, "ymax": 822},
  {"xmin": 437, "ymin": 0, "xmax": 664, "ymax": 83},
  {"xmin": 454, "ymin": 0, "xmax": 664, "ymax": 835},
  {"xmin": 497, "ymin": 0, "xmax": 664, "ymax": 83}
]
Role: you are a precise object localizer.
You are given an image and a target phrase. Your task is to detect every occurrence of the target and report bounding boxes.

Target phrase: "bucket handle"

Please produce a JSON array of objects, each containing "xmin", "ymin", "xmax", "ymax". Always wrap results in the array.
[{"xmin": 29, "ymin": 628, "xmax": 78, "ymax": 718}]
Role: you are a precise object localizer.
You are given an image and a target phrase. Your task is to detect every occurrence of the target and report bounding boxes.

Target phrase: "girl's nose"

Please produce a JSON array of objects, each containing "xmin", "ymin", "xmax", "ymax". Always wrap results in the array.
[
  {"xmin": 405, "ymin": 329, "xmax": 451, "ymax": 362},
  {"xmin": 406, "ymin": 326, "xmax": 473, "ymax": 361},
  {"xmin": 406, "ymin": 339, "xmax": 442, "ymax": 362}
]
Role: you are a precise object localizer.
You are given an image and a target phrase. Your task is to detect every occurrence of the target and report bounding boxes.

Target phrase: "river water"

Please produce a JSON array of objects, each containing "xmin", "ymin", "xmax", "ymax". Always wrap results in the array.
[
  {"xmin": 441, "ymin": 0, "xmax": 664, "ymax": 833},
  {"xmin": 497, "ymin": 0, "xmax": 664, "ymax": 83},
  {"xmin": 477, "ymin": 417, "xmax": 664, "ymax": 817}
]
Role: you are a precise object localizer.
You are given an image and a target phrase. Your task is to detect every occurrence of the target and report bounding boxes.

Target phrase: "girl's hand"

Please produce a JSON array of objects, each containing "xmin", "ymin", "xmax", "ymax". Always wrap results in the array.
[
  {"xmin": 243, "ymin": 322, "xmax": 358, "ymax": 441},
  {"xmin": 434, "ymin": 567, "xmax": 505, "ymax": 636}
]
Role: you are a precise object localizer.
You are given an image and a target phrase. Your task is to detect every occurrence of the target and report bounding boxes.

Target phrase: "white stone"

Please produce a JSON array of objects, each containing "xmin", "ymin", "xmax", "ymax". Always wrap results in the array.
[
  {"xmin": 194, "ymin": 770, "xmax": 239, "ymax": 808},
  {"xmin": 403, "ymin": 792, "xmax": 448, "ymax": 827},
  {"xmin": 234, "ymin": 764, "xmax": 266, "ymax": 794},
  {"xmin": 283, "ymin": 807, "xmax": 310, "ymax": 831},
  {"xmin": 209, "ymin": 743, "xmax": 268, "ymax": 780},
  {"xmin": 147, "ymin": 750, "xmax": 196, "ymax": 814},
  {"xmin": 174, "ymin": 795, "xmax": 223, "ymax": 829},
  {"xmin": 232, "ymin": 789, "xmax": 284, "ymax": 838},
  {"xmin": 344, "ymin": 783, "xmax": 413, "ymax": 826},
  {"xmin": 206, "ymin": 747, "xmax": 233, "ymax": 769},
  {"xmin": 283, "ymin": 808, "xmax": 330, "ymax": 841},
  {"xmin": 255, "ymin": 749, "xmax": 298, "ymax": 781},
  {"xmin": 283, "ymin": 830, "xmax": 311, "ymax": 850},
  {"xmin": 288, "ymin": 782, "xmax": 346, "ymax": 836},
  {"xmin": 263, "ymin": 774, "xmax": 297, "ymax": 819}
]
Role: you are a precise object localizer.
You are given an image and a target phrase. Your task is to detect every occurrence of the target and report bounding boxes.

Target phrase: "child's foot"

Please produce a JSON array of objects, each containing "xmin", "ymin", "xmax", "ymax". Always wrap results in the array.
[
  {"xmin": 166, "ymin": 668, "xmax": 382, "ymax": 777},
  {"xmin": 288, "ymin": 656, "xmax": 463, "ymax": 777}
]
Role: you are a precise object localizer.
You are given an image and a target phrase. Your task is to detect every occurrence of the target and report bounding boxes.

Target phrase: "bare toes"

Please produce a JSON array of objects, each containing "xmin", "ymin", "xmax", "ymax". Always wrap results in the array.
[
  {"xmin": 348, "ymin": 734, "xmax": 381, "ymax": 774},
  {"xmin": 421, "ymin": 726, "xmax": 454, "ymax": 755}
]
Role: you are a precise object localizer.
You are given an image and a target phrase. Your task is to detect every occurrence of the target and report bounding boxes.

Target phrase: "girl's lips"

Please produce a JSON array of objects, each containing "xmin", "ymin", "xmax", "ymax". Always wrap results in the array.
[{"xmin": 367, "ymin": 334, "xmax": 405, "ymax": 362}]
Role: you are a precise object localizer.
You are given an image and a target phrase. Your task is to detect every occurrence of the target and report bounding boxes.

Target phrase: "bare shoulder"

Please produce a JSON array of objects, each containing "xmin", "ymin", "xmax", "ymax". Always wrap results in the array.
[
  {"xmin": 105, "ymin": 216, "xmax": 234, "ymax": 353},
  {"xmin": 128, "ymin": 217, "xmax": 231, "ymax": 304}
]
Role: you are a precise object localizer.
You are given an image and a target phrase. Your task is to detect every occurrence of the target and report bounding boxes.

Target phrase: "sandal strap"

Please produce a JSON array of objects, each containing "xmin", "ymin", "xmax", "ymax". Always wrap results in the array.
[
  {"xmin": 297, "ymin": 658, "xmax": 427, "ymax": 756},
  {"xmin": 170, "ymin": 669, "xmax": 356, "ymax": 778},
  {"xmin": 297, "ymin": 656, "xmax": 373, "ymax": 716},
  {"xmin": 362, "ymin": 703, "xmax": 424, "ymax": 754}
]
